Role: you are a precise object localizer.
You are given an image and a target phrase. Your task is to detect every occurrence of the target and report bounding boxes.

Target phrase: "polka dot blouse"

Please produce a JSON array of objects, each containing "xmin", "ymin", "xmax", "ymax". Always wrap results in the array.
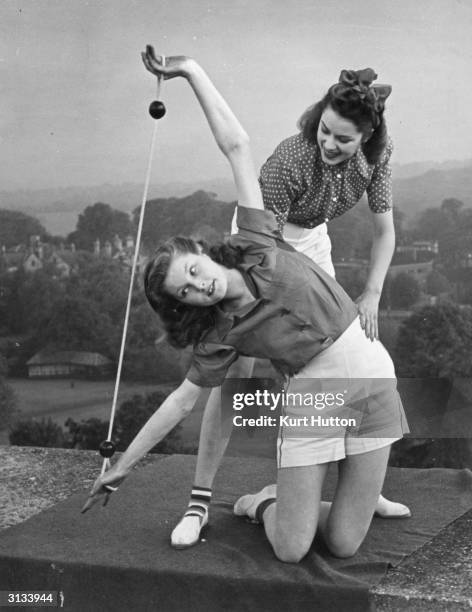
[{"xmin": 259, "ymin": 133, "xmax": 393, "ymax": 231}]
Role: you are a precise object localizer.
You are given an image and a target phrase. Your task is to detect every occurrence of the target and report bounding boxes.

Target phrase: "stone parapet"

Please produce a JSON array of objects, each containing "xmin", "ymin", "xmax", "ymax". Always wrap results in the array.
[{"xmin": 1, "ymin": 446, "xmax": 471, "ymax": 611}]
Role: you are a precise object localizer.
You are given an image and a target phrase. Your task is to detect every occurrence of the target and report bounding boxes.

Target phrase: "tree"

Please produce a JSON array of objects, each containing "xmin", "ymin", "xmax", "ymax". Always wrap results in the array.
[
  {"xmin": 389, "ymin": 272, "xmax": 421, "ymax": 309},
  {"xmin": 0, "ymin": 354, "xmax": 17, "ymax": 430},
  {"xmin": 439, "ymin": 208, "xmax": 472, "ymax": 270},
  {"xmin": 65, "ymin": 417, "xmax": 109, "ymax": 450},
  {"xmin": 17, "ymin": 270, "xmax": 65, "ymax": 332},
  {"xmin": 329, "ymin": 204, "xmax": 372, "ymax": 261},
  {"xmin": 66, "ymin": 258, "xmax": 128, "ymax": 326},
  {"xmin": 9, "ymin": 417, "xmax": 64, "ymax": 447},
  {"xmin": 335, "ymin": 267, "xmax": 367, "ymax": 301},
  {"xmin": 441, "ymin": 197, "xmax": 464, "ymax": 219},
  {"xmin": 0, "ymin": 382, "xmax": 16, "ymax": 430},
  {"xmin": 395, "ymin": 302, "xmax": 472, "ymax": 379},
  {"xmin": 114, "ymin": 390, "xmax": 190, "ymax": 453},
  {"xmin": 33, "ymin": 295, "xmax": 117, "ymax": 357},
  {"xmin": 393, "ymin": 303, "xmax": 472, "ymax": 469},
  {"xmin": 426, "ymin": 270, "xmax": 451, "ymax": 296},
  {"xmin": 55, "ymin": 388, "xmax": 197, "ymax": 454},
  {"xmin": 0, "ymin": 210, "xmax": 47, "ymax": 248},
  {"xmin": 68, "ymin": 202, "xmax": 134, "ymax": 250},
  {"xmin": 412, "ymin": 206, "xmax": 454, "ymax": 242},
  {"xmin": 137, "ymin": 191, "xmax": 234, "ymax": 250},
  {"xmin": 411, "ymin": 200, "xmax": 472, "ymax": 271}
]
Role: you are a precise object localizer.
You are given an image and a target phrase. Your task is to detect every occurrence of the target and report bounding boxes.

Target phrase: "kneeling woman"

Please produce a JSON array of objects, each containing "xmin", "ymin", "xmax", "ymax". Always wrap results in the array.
[{"xmin": 83, "ymin": 47, "xmax": 408, "ymax": 563}]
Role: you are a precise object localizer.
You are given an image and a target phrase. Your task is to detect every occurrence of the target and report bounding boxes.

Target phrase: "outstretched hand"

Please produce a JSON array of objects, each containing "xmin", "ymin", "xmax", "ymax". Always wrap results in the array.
[
  {"xmin": 141, "ymin": 45, "xmax": 193, "ymax": 80},
  {"xmin": 81, "ymin": 467, "xmax": 127, "ymax": 514}
]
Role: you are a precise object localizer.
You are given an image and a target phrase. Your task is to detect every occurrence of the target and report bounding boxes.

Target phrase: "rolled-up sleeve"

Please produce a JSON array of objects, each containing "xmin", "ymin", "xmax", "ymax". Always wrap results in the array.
[
  {"xmin": 233, "ymin": 206, "xmax": 279, "ymax": 246},
  {"xmin": 259, "ymin": 153, "xmax": 301, "ymax": 230},
  {"xmin": 186, "ymin": 342, "xmax": 239, "ymax": 388},
  {"xmin": 366, "ymin": 138, "xmax": 393, "ymax": 213}
]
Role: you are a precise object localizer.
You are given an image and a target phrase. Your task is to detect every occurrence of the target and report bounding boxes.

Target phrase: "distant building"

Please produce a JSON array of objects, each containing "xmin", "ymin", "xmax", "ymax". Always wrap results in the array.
[
  {"xmin": 23, "ymin": 252, "xmax": 43, "ymax": 273},
  {"xmin": 1, "ymin": 251, "xmax": 26, "ymax": 274},
  {"xmin": 49, "ymin": 252, "xmax": 70, "ymax": 277},
  {"xmin": 0, "ymin": 236, "xmax": 80, "ymax": 277},
  {"xmin": 459, "ymin": 253, "xmax": 472, "ymax": 269},
  {"xmin": 1, "ymin": 230, "xmax": 143, "ymax": 278},
  {"xmin": 390, "ymin": 243, "xmax": 436, "ymax": 289},
  {"xmin": 27, "ymin": 350, "xmax": 114, "ymax": 379},
  {"xmin": 333, "ymin": 259, "xmax": 369, "ymax": 273},
  {"xmin": 396, "ymin": 240, "xmax": 439, "ymax": 260},
  {"xmin": 388, "ymin": 259, "xmax": 434, "ymax": 288}
]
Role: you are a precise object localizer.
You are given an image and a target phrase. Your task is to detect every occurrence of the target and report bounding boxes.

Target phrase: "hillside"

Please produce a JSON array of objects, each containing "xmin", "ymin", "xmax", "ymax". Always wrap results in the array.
[
  {"xmin": 391, "ymin": 158, "xmax": 472, "ymax": 179},
  {"xmin": 2, "ymin": 159, "xmax": 472, "ymax": 236},
  {"xmin": 393, "ymin": 164, "xmax": 472, "ymax": 218},
  {"xmin": 140, "ymin": 191, "xmax": 235, "ymax": 249}
]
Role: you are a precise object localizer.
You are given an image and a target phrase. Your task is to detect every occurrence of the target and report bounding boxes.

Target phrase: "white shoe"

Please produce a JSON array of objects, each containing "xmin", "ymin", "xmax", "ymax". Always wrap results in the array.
[
  {"xmin": 374, "ymin": 495, "xmax": 411, "ymax": 519},
  {"xmin": 170, "ymin": 510, "xmax": 208, "ymax": 549},
  {"xmin": 233, "ymin": 484, "xmax": 277, "ymax": 522}
]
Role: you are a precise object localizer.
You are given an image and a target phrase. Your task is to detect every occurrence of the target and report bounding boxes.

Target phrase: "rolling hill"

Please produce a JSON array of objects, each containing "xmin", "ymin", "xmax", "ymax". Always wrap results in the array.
[{"xmin": 1, "ymin": 159, "xmax": 471, "ymax": 236}]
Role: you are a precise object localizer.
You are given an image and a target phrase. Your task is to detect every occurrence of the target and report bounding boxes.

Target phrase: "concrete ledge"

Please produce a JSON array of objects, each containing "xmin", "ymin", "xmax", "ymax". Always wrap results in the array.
[
  {"xmin": 372, "ymin": 509, "xmax": 472, "ymax": 610},
  {"xmin": 1, "ymin": 446, "xmax": 472, "ymax": 611},
  {"xmin": 0, "ymin": 446, "xmax": 161, "ymax": 531}
]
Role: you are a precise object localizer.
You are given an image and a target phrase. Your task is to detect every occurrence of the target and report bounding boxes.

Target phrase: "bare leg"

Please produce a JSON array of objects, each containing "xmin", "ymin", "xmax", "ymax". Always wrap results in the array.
[
  {"xmin": 236, "ymin": 445, "xmax": 392, "ymax": 562},
  {"xmin": 323, "ymin": 446, "xmax": 391, "ymax": 556},
  {"xmin": 264, "ymin": 464, "xmax": 327, "ymax": 563},
  {"xmin": 171, "ymin": 356, "xmax": 255, "ymax": 547},
  {"xmin": 193, "ymin": 385, "xmax": 236, "ymax": 488}
]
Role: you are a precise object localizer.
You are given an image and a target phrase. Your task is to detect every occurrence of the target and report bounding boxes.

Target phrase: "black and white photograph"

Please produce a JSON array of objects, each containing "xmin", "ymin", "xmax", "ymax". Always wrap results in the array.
[{"xmin": 1, "ymin": 1, "xmax": 472, "ymax": 610}]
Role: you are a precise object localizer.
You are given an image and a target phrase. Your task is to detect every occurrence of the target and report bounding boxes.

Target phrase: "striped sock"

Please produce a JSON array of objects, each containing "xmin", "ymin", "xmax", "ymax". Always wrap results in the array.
[
  {"xmin": 184, "ymin": 486, "xmax": 212, "ymax": 524},
  {"xmin": 255, "ymin": 498, "xmax": 276, "ymax": 524}
]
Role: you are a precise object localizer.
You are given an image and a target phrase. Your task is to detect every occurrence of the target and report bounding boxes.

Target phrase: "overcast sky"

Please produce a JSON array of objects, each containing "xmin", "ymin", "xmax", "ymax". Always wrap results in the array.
[{"xmin": 1, "ymin": 0, "xmax": 471, "ymax": 190}]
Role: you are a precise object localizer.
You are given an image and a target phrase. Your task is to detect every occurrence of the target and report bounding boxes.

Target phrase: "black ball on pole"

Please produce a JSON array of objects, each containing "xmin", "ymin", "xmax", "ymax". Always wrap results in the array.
[
  {"xmin": 149, "ymin": 100, "xmax": 166, "ymax": 120},
  {"xmin": 99, "ymin": 440, "xmax": 116, "ymax": 458}
]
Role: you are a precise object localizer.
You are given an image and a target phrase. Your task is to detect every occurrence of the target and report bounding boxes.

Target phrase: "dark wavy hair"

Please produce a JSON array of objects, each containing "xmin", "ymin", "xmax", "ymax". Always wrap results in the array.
[
  {"xmin": 297, "ymin": 78, "xmax": 389, "ymax": 164},
  {"xmin": 144, "ymin": 236, "xmax": 245, "ymax": 348}
]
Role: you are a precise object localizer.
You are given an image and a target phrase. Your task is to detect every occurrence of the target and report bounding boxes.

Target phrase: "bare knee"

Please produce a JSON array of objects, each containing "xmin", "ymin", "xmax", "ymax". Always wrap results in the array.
[
  {"xmin": 273, "ymin": 536, "xmax": 311, "ymax": 564},
  {"xmin": 325, "ymin": 533, "xmax": 362, "ymax": 559}
]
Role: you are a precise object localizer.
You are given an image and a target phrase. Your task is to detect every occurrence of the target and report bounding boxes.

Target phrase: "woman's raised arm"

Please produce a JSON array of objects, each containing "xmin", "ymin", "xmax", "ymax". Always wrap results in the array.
[{"xmin": 142, "ymin": 46, "xmax": 263, "ymax": 210}]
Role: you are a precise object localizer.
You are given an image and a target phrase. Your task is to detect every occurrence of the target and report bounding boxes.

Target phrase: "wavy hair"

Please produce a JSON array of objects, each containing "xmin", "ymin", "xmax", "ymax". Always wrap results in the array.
[
  {"xmin": 298, "ymin": 73, "xmax": 389, "ymax": 164},
  {"xmin": 144, "ymin": 236, "xmax": 245, "ymax": 348}
]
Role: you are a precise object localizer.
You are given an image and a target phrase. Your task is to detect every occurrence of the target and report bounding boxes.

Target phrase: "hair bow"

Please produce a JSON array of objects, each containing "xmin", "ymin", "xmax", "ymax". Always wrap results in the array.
[{"xmin": 339, "ymin": 68, "xmax": 392, "ymax": 103}]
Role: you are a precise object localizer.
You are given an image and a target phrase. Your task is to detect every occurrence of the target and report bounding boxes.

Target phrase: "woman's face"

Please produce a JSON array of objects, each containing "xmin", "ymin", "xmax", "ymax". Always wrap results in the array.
[
  {"xmin": 164, "ymin": 251, "xmax": 228, "ymax": 307},
  {"xmin": 317, "ymin": 105, "xmax": 364, "ymax": 165}
]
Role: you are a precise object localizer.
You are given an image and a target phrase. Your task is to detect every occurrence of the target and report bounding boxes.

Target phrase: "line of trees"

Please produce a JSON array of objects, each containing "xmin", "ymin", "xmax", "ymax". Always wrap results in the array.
[{"xmin": 8, "ymin": 388, "xmax": 197, "ymax": 455}]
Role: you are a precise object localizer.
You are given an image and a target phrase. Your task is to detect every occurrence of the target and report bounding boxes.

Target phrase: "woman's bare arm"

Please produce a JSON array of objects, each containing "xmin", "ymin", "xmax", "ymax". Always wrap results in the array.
[{"xmin": 142, "ymin": 46, "xmax": 263, "ymax": 211}]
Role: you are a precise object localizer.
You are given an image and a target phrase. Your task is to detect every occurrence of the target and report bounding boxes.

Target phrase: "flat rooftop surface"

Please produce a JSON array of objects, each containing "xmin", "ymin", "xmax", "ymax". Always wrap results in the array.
[{"xmin": 1, "ymin": 447, "xmax": 472, "ymax": 611}]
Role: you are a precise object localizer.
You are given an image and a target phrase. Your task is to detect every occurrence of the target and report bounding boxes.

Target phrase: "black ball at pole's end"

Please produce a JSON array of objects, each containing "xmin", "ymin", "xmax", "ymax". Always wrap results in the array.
[
  {"xmin": 149, "ymin": 100, "xmax": 166, "ymax": 120},
  {"xmin": 99, "ymin": 440, "xmax": 116, "ymax": 458}
]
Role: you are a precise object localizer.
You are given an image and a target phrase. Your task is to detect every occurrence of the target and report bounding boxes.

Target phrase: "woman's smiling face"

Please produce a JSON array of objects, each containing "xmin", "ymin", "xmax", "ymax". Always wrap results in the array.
[
  {"xmin": 163, "ymin": 251, "xmax": 228, "ymax": 306},
  {"xmin": 317, "ymin": 105, "xmax": 364, "ymax": 165}
]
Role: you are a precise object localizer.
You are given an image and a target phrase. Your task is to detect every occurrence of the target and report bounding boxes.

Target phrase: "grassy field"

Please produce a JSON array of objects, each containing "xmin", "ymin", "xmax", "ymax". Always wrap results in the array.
[
  {"xmin": 2, "ymin": 378, "xmax": 278, "ymax": 458},
  {"xmin": 4, "ymin": 378, "xmax": 209, "ymax": 450}
]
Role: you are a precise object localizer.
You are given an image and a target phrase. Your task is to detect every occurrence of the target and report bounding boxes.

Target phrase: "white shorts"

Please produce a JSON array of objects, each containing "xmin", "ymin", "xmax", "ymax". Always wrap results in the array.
[{"xmin": 276, "ymin": 317, "xmax": 409, "ymax": 468}]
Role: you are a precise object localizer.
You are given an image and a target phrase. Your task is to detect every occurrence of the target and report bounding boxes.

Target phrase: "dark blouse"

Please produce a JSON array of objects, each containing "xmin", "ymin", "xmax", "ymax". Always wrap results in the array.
[
  {"xmin": 259, "ymin": 133, "xmax": 393, "ymax": 231},
  {"xmin": 186, "ymin": 207, "xmax": 358, "ymax": 388}
]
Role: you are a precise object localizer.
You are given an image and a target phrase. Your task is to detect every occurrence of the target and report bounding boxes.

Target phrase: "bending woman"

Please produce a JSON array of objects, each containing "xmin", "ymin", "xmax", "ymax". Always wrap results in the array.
[
  {"xmin": 172, "ymin": 64, "xmax": 408, "ymax": 547},
  {"xmin": 83, "ymin": 48, "xmax": 409, "ymax": 563}
]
